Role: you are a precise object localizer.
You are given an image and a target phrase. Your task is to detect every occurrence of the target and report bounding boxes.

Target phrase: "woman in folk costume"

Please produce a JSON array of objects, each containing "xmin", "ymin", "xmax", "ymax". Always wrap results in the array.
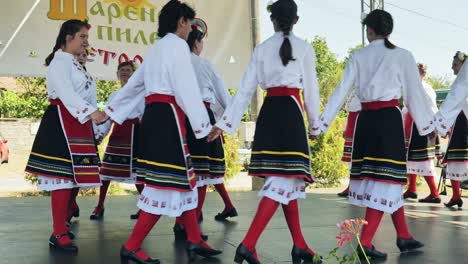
[
  {"xmin": 90, "ymin": 61, "xmax": 145, "ymax": 220},
  {"xmin": 434, "ymin": 51, "xmax": 468, "ymax": 209},
  {"xmin": 337, "ymin": 91, "xmax": 361, "ymax": 198},
  {"xmin": 185, "ymin": 22, "xmax": 237, "ymax": 222},
  {"xmin": 25, "ymin": 20, "xmax": 107, "ymax": 252},
  {"xmin": 319, "ymin": 10, "xmax": 436, "ymax": 260},
  {"xmin": 105, "ymin": 1, "xmax": 222, "ymax": 263},
  {"xmin": 208, "ymin": 1, "xmax": 321, "ymax": 263},
  {"xmin": 402, "ymin": 63, "xmax": 442, "ymax": 203}
]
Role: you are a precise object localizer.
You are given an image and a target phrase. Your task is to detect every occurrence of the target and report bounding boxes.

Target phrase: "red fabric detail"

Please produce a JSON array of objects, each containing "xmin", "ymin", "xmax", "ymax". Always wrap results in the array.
[
  {"xmin": 180, "ymin": 209, "xmax": 204, "ymax": 244},
  {"xmin": 361, "ymin": 99, "xmax": 399, "ymax": 110},
  {"xmin": 100, "ymin": 120, "xmax": 136, "ymax": 178},
  {"xmin": 451, "ymin": 180, "xmax": 462, "ymax": 200},
  {"xmin": 423, "ymin": 176, "xmax": 439, "ymax": 197},
  {"xmin": 341, "ymin": 111, "xmax": 360, "ymax": 162},
  {"xmin": 242, "ymin": 197, "xmax": 280, "ymax": 251},
  {"xmin": 175, "ymin": 216, "xmax": 183, "ymax": 225},
  {"xmin": 407, "ymin": 174, "xmax": 417, "ymax": 193},
  {"xmin": 97, "ymin": 180, "xmax": 111, "ymax": 208},
  {"xmin": 404, "ymin": 113, "xmax": 413, "ymax": 149},
  {"xmin": 282, "ymin": 200, "xmax": 311, "ymax": 251},
  {"xmin": 391, "ymin": 207, "xmax": 412, "ymax": 239},
  {"xmin": 67, "ymin": 187, "xmax": 79, "ymax": 220},
  {"xmin": 49, "ymin": 99, "xmax": 100, "ymax": 185},
  {"xmin": 125, "ymin": 211, "xmax": 160, "ymax": 257},
  {"xmin": 51, "ymin": 189, "xmax": 72, "ymax": 240},
  {"xmin": 360, "ymin": 207, "xmax": 384, "ymax": 248},
  {"xmin": 197, "ymin": 185, "xmax": 207, "ymax": 218},
  {"xmin": 266, "ymin": 87, "xmax": 303, "ymax": 111},
  {"xmin": 214, "ymin": 183, "xmax": 235, "ymax": 211}
]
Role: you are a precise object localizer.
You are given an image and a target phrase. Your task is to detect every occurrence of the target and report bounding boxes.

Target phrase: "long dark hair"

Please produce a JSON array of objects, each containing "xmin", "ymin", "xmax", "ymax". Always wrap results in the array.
[
  {"xmin": 363, "ymin": 9, "xmax": 395, "ymax": 49},
  {"xmin": 45, "ymin": 19, "xmax": 89, "ymax": 66},
  {"xmin": 187, "ymin": 25, "xmax": 204, "ymax": 52},
  {"xmin": 157, "ymin": 0, "xmax": 195, "ymax": 38},
  {"xmin": 270, "ymin": 0, "xmax": 297, "ymax": 66}
]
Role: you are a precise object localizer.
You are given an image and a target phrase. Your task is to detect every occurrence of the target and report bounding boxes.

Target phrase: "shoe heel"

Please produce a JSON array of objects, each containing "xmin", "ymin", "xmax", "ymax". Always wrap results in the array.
[{"xmin": 234, "ymin": 253, "xmax": 244, "ymax": 263}]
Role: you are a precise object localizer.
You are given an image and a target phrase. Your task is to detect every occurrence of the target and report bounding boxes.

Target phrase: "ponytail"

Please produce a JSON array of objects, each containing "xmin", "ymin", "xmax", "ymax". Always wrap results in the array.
[
  {"xmin": 279, "ymin": 32, "xmax": 295, "ymax": 66},
  {"xmin": 384, "ymin": 38, "xmax": 395, "ymax": 49},
  {"xmin": 270, "ymin": 0, "xmax": 298, "ymax": 66}
]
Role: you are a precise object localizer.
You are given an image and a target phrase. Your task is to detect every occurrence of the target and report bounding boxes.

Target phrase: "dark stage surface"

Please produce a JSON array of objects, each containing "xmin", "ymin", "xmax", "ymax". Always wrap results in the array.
[{"xmin": 1, "ymin": 192, "xmax": 466, "ymax": 263}]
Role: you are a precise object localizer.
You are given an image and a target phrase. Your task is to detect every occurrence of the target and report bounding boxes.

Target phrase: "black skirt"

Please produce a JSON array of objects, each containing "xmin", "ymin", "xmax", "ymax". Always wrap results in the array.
[
  {"xmin": 445, "ymin": 112, "xmax": 468, "ymax": 162},
  {"xmin": 407, "ymin": 123, "xmax": 438, "ymax": 161},
  {"xmin": 186, "ymin": 106, "xmax": 225, "ymax": 178},
  {"xmin": 25, "ymin": 105, "xmax": 74, "ymax": 179},
  {"xmin": 136, "ymin": 101, "xmax": 195, "ymax": 191},
  {"xmin": 351, "ymin": 106, "xmax": 407, "ymax": 184},
  {"xmin": 248, "ymin": 96, "xmax": 313, "ymax": 183}
]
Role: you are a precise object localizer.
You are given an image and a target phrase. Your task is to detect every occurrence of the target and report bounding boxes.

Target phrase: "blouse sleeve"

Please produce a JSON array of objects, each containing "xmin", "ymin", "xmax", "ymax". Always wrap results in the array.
[
  {"xmin": 434, "ymin": 63, "xmax": 468, "ymax": 136},
  {"xmin": 302, "ymin": 46, "xmax": 321, "ymax": 136},
  {"xmin": 215, "ymin": 47, "xmax": 260, "ymax": 135},
  {"xmin": 47, "ymin": 59, "xmax": 97, "ymax": 124},
  {"xmin": 171, "ymin": 41, "xmax": 212, "ymax": 139},
  {"xmin": 207, "ymin": 60, "xmax": 232, "ymax": 110},
  {"xmin": 318, "ymin": 53, "xmax": 357, "ymax": 133},
  {"xmin": 401, "ymin": 53, "xmax": 436, "ymax": 136}
]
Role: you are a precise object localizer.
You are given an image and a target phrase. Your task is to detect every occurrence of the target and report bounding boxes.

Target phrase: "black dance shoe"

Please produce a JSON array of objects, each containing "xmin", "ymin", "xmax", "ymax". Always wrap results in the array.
[
  {"xmin": 397, "ymin": 237, "xmax": 424, "ymax": 252},
  {"xmin": 186, "ymin": 242, "xmax": 222, "ymax": 261},
  {"xmin": 403, "ymin": 191, "xmax": 418, "ymax": 199},
  {"xmin": 130, "ymin": 210, "xmax": 140, "ymax": 220},
  {"xmin": 89, "ymin": 207, "xmax": 105, "ymax": 220},
  {"xmin": 357, "ymin": 245, "xmax": 387, "ymax": 260},
  {"xmin": 48, "ymin": 234, "xmax": 78, "ymax": 252},
  {"xmin": 214, "ymin": 208, "xmax": 238, "ymax": 221},
  {"xmin": 444, "ymin": 199, "xmax": 463, "ymax": 208},
  {"xmin": 418, "ymin": 195, "xmax": 441, "ymax": 203},
  {"xmin": 234, "ymin": 243, "xmax": 260, "ymax": 264},
  {"xmin": 120, "ymin": 246, "xmax": 160, "ymax": 264},
  {"xmin": 291, "ymin": 245, "xmax": 322, "ymax": 264}
]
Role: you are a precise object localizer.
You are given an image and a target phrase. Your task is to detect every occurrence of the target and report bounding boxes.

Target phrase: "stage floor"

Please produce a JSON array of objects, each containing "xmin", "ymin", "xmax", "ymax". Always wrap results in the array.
[{"xmin": 0, "ymin": 191, "xmax": 466, "ymax": 263}]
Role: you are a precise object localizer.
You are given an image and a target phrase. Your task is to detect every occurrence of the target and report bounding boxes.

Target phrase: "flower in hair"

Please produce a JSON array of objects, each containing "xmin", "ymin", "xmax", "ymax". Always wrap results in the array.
[
  {"xmin": 267, "ymin": 0, "xmax": 279, "ymax": 13},
  {"xmin": 84, "ymin": 18, "xmax": 91, "ymax": 30},
  {"xmin": 417, "ymin": 63, "xmax": 427, "ymax": 73}
]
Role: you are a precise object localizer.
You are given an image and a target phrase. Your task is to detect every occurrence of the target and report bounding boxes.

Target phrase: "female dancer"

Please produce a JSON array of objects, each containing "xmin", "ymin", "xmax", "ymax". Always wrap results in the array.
[{"xmin": 208, "ymin": 1, "xmax": 321, "ymax": 263}]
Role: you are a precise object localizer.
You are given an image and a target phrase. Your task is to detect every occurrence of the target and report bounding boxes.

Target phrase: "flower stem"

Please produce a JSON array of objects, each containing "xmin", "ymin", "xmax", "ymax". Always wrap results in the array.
[{"xmin": 356, "ymin": 236, "xmax": 371, "ymax": 264}]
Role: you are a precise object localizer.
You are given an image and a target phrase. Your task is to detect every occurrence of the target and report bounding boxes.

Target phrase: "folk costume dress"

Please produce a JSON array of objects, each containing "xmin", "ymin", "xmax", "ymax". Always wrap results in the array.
[
  {"xmin": 434, "ymin": 63, "xmax": 468, "ymax": 182},
  {"xmin": 319, "ymin": 39, "xmax": 437, "ymax": 214},
  {"xmin": 105, "ymin": 33, "xmax": 212, "ymax": 218},
  {"xmin": 26, "ymin": 49, "xmax": 100, "ymax": 191},
  {"xmin": 216, "ymin": 32, "xmax": 321, "ymax": 205}
]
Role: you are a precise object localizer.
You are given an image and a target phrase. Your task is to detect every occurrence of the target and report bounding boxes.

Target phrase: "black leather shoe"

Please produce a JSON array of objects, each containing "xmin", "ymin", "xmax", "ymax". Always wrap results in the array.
[
  {"xmin": 234, "ymin": 243, "xmax": 260, "ymax": 264},
  {"xmin": 90, "ymin": 207, "xmax": 104, "ymax": 220},
  {"xmin": 49, "ymin": 234, "xmax": 78, "ymax": 252},
  {"xmin": 357, "ymin": 245, "xmax": 387, "ymax": 260},
  {"xmin": 130, "ymin": 210, "xmax": 140, "ymax": 220},
  {"xmin": 120, "ymin": 246, "xmax": 160, "ymax": 264},
  {"xmin": 214, "ymin": 208, "xmax": 238, "ymax": 221},
  {"xmin": 186, "ymin": 242, "xmax": 222, "ymax": 261},
  {"xmin": 444, "ymin": 199, "xmax": 463, "ymax": 208},
  {"xmin": 418, "ymin": 196, "xmax": 441, "ymax": 203},
  {"xmin": 68, "ymin": 231, "xmax": 75, "ymax": 240},
  {"xmin": 397, "ymin": 237, "xmax": 424, "ymax": 252},
  {"xmin": 403, "ymin": 191, "xmax": 418, "ymax": 199},
  {"xmin": 291, "ymin": 246, "xmax": 322, "ymax": 264},
  {"xmin": 173, "ymin": 223, "xmax": 208, "ymax": 241}
]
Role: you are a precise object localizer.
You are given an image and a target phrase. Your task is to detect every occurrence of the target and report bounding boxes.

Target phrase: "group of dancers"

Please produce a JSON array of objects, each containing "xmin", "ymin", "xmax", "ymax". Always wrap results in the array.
[{"xmin": 24, "ymin": 0, "xmax": 467, "ymax": 263}]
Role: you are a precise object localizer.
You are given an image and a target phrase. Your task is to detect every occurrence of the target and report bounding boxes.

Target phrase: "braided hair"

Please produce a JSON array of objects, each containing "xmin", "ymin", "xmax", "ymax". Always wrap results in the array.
[
  {"xmin": 270, "ymin": 0, "xmax": 298, "ymax": 66},
  {"xmin": 363, "ymin": 9, "xmax": 395, "ymax": 49}
]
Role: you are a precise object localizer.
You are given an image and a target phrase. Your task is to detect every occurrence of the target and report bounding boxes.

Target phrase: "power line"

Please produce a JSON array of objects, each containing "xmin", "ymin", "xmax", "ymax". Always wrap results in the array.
[{"xmin": 386, "ymin": 2, "xmax": 468, "ymax": 32}]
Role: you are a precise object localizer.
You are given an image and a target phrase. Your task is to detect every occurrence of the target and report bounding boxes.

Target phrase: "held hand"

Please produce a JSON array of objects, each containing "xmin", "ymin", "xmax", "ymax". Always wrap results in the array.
[
  {"xmin": 207, "ymin": 126, "xmax": 223, "ymax": 142},
  {"xmin": 90, "ymin": 111, "xmax": 109, "ymax": 125},
  {"xmin": 427, "ymin": 130, "xmax": 438, "ymax": 140}
]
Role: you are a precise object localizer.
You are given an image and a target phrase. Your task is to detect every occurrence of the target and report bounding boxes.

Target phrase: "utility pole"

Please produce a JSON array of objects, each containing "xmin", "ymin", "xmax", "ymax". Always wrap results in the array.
[
  {"xmin": 361, "ymin": 0, "xmax": 385, "ymax": 46},
  {"xmin": 250, "ymin": 0, "xmax": 262, "ymax": 121}
]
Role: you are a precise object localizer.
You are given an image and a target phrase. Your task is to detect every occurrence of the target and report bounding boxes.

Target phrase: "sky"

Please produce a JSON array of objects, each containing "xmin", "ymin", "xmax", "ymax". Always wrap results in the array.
[{"xmin": 259, "ymin": 0, "xmax": 468, "ymax": 79}]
